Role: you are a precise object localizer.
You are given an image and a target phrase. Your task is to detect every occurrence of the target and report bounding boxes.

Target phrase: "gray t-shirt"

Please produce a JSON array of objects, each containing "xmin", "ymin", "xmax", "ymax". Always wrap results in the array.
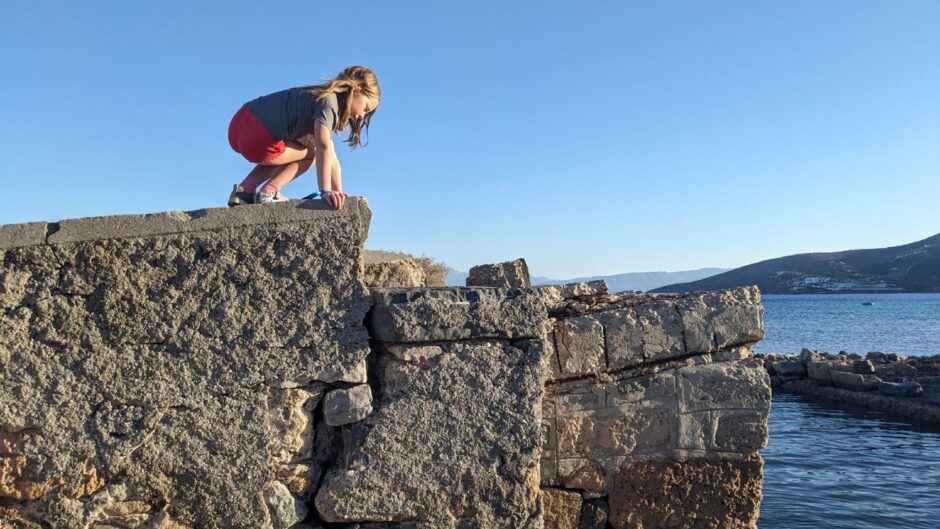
[{"xmin": 244, "ymin": 87, "xmax": 339, "ymax": 141}]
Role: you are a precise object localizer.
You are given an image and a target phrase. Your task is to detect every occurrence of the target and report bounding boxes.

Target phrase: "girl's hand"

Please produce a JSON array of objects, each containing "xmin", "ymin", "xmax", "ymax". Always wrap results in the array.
[{"xmin": 323, "ymin": 190, "xmax": 347, "ymax": 209}]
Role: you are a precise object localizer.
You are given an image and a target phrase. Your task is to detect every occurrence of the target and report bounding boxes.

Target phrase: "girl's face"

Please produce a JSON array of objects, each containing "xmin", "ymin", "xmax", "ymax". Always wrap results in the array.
[{"xmin": 350, "ymin": 91, "xmax": 379, "ymax": 122}]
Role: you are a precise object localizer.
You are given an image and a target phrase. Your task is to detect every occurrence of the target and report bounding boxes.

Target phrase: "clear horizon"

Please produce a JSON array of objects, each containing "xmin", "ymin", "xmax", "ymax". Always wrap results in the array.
[{"xmin": 1, "ymin": 1, "xmax": 937, "ymax": 278}]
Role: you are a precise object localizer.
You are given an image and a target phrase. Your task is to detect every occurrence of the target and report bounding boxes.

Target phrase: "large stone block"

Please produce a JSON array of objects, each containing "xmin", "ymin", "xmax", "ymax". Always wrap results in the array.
[
  {"xmin": 830, "ymin": 370, "xmax": 878, "ymax": 391},
  {"xmin": 541, "ymin": 488, "xmax": 582, "ymax": 529},
  {"xmin": 556, "ymin": 458, "xmax": 616, "ymax": 495},
  {"xmin": 677, "ymin": 358, "xmax": 772, "ymax": 414},
  {"xmin": 608, "ymin": 454, "xmax": 764, "ymax": 529},
  {"xmin": 598, "ymin": 298, "xmax": 685, "ymax": 370},
  {"xmin": 556, "ymin": 404, "xmax": 677, "ymax": 459},
  {"xmin": 368, "ymin": 287, "xmax": 546, "ymax": 342},
  {"xmin": 774, "ymin": 360, "xmax": 807, "ymax": 382},
  {"xmin": 806, "ymin": 360, "xmax": 832, "ymax": 383},
  {"xmin": 0, "ymin": 221, "xmax": 47, "ymax": 249},
  {"xmin": 678, "ymin": 408, "xmax": 768, "ymax": 454},
  {"xmin": 315, "ymin": 340, "xmax": 545, "ymax": 527},
  {"xmin": 555, "ymin": 315, "xmax": 606, "ymax": 377},
  {"xmin": 534, "ymin": 280, "xmax": 610, "ymax": 310},
  {"xmin": 606, "ymin": 372, "xmax": 678, "ymax": 409},
  {"xmin": 466, "ymin": 258, "xmax": 531, "ymax": 288},
  {"xmin": 0, "ymin": 200, "xmax": 373, "ymax": 528},
  {"xmin": 713, "ymin": 410, "xmax": 768, "ymax": 452},
  {"xmin": 676, "ymin": 287, "xmax": 764, "ymax": 354}
]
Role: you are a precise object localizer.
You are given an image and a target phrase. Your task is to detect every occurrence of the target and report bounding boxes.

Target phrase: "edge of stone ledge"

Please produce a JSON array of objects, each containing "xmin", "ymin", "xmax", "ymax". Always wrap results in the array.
[
  {"xmin": 0, "ymin": 221, "xmax": 48, "ymax": 249},
  {"xmin": 0, "ymin": 198, "xmax": 369, "ymax": 248}
]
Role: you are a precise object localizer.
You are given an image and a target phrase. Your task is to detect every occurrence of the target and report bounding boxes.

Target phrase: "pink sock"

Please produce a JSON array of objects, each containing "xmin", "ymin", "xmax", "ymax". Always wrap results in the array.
[{"xmin": 259, "ymin": 182, "xmax": 280, "ymax": 195}]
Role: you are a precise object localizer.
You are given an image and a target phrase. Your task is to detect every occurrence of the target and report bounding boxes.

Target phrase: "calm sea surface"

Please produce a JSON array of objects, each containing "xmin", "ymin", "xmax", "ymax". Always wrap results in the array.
[
  {"xmin": 755, "ymin": 293, "xmax": 940, "ymax": 356},
  {"xmin": 755, "ymin": 294, "xmax": 940, "ymax": 528},
  {"xmin": 760, "ymin": 393, "xmax": 940, "ymax": 529}
]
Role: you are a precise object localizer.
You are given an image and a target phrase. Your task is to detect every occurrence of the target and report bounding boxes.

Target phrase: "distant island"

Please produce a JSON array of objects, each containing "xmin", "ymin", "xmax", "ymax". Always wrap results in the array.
[
  {"xmin": 653, "ymin": 233, "xmax": 940, "ymax": 294},
  {"xmin": 445, "ymin": 267, "xmax": 730, "ymax": 291}
]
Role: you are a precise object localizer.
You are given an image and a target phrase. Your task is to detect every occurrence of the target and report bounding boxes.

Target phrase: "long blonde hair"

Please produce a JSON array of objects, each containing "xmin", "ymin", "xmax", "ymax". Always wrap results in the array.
[{"xmin": 304, "ymin": 65, "xmax": 381, "ymax": 149}]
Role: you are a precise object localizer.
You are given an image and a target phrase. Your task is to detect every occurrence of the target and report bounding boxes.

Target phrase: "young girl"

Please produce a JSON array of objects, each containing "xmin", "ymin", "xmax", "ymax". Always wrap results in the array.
[{"xmin": 226, "ymin": 65, "xmax": 381, "ymax": 209}]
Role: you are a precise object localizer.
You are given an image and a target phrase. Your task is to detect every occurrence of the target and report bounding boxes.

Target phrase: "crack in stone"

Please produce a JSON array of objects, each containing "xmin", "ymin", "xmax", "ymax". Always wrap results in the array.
[
  {"xmin": 545, "ymin": 350, "xmax": 717, "ymax": 389},
  {"xmin": 43, "ymin": 222, "xmax": 60, "ymax": 243},
  {"xmin": 674, "ymin": 304, "xmax": 689, "ymax": 354}
]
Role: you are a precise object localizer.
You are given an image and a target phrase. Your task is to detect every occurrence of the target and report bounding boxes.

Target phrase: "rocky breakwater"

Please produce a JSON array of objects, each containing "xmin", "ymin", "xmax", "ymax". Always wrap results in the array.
[
  {"xmin": 0, "ymin": 200, "xmax": 374, "ymax": 527},
  {"xmin": 533, "ymin": 282, "xmax": 770, "ymax": 529},
  {"xmin": 760, "ymin": 349, "xmax": 940, "ymax": 423}
]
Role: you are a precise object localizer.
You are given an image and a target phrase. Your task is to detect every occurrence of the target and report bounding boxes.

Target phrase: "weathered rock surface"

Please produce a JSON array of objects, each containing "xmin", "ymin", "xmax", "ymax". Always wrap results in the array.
[
  {"xmin": 466, "ymin": 258, "xmax": 531, "ymax": 288},
  {"xmin": 361, "ymin": 251, "xmax": 428, "ymax": 288},
  {"xmin": 879, "ymin": 381, "xmax": 924, "ymax": 398},
  {"xmin": 539, "ymin": 284, "xmax": 769, "ymax": 526},
  {"xmin": 368, "ymin": 287, "xmax": 545, "ymax": 342},
  {"xmin": 314, "ymin": 285, "xmax": 549, "ymax": 527},
  {"xmin": 541, "ymin": 286, "xmax": 764, "ymax": 382},
  {"xmin": 831, "ymin": 370, "xmax": 878, "ymax": 391},
  {"xmin": 608, "ymin": 454, "xmax": 764, "ymax": 529},
  {"xmin": 0, "ymin": 200, "xmax": 373, "ymax": 527},
  {"xmin": 323, "ymin": 385, "xmax": 374, "ymax": 426},
  {"xmin": 579, "ymin": 497, "xmax": 609, "ymax": 529},
  {"xmin": 541, "ymin": 488, "xmax": 581, "ymax": 529},
  {"xmin": 315, "ymin": 339, "xmax": 546, "ymax": 526},
  {"xmin": 774, "ymin": 360, "xmax": 806, "ymax": 381}
]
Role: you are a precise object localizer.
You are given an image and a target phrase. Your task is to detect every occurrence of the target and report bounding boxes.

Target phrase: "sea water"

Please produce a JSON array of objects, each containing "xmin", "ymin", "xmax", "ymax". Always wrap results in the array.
[
  {"xmin": 755, "ymin": 293, "xmax": 940, "ymax": 356},
  {"xmin": 759, "ymin": 393, "xmax": 940, "ymax": 529},
  {"xmin": 756, "ymin": 294, "xmax": 940, "ymax": 528}
]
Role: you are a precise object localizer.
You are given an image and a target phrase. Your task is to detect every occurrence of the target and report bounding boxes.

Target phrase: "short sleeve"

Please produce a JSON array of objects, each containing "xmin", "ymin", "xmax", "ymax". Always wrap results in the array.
[{"xmin": 313, "ymin": 93, "xmax": 339, "ymax": 132}]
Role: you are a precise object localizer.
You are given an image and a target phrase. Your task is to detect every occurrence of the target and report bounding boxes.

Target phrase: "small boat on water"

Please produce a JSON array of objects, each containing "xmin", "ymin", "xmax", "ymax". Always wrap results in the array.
[{"xmin": 862, "ymin": 302, "xmax": 874, "ymax": 306}]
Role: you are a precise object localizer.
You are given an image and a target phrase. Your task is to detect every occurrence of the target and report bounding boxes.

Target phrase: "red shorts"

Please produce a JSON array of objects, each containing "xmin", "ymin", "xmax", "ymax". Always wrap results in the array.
[{"xmin": 227, "ymin": 105, "xmax": 286, "ymax": 163}]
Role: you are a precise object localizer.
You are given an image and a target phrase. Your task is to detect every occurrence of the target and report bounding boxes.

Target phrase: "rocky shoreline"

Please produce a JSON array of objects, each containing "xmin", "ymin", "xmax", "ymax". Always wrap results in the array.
[{"xmin": 757, "ymin": 349, "xmax": 940, "ymax": 423}]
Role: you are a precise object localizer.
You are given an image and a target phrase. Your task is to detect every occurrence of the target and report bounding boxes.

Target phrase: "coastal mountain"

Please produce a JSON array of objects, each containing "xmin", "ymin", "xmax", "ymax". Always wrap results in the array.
[
  {"xmin": 530, "ymin": 268, "xmax": 729, "ymax": 292},
  {"xmin": 446, "ymin": 266, "xmax": 729, "ymax": 291},
  {"xmin": 652, "ymin": 233, "xmax": 940, "ymax": 294}
]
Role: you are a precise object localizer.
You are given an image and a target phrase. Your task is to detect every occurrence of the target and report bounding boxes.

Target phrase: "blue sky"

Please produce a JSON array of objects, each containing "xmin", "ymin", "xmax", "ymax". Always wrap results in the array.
[{"xmin": 1, "ymin": 1, "xmax": 937, "ymax": 278}]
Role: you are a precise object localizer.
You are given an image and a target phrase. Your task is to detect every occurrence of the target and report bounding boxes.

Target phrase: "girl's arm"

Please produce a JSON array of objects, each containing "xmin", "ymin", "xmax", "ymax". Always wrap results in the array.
[
  {"xmin": 330, "ymin": 159, "xmax": 343, "ymax": 194},
  {"xmin": 313, "ymin": 121, "xmax": 342, "ymax": 209},
  {"xmin": 330, "ymin": 162, "xmax": 346, "ymax": 209}
]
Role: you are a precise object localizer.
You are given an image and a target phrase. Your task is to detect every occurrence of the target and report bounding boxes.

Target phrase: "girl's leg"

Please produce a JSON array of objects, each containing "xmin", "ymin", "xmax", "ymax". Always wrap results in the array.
[
  {"xmin": 239, "ymin": 164, "xmax": 279, "ymax": 192},
  {"xmin": 240, "ymin": 140, "xmax": 315, "ymax": 191},
  {"xmin": 256, "ymin": 141, "xmax": 317, "ymax": 192},
  {"xmin": 264, "ymin": 158, "xmax": 315, "ymax": 191}
]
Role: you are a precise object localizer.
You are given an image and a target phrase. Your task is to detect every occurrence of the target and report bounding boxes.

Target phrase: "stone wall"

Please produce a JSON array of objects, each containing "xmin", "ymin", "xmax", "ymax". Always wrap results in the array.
[
  {"xmin": 535, "ymin": 282, "xmax": 770, "ymax": 529},
  {"xmin": 317, "ymin": 288, "xmax": 548, "ymax": 527},
  {"xmin": 1, "ymin": 201, "xmax": 770, "ymax": 528},
  {"xmin": 0, "ymin": 201, "xmax": 373, "ymax": 527}
]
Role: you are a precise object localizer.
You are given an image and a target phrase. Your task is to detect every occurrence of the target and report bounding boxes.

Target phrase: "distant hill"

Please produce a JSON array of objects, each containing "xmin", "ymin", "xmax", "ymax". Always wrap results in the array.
[
  {"xmin": 652, "ymin": 233, "xmax": 940, "ymax": 294},
  {"xmin": 530, "ymin": 268, "xmax": 730, "ymax": 292},
  {"xmin": 446, "ymin": 266, "xmax": 729, "ymax": 292},
  {"xmin": 445, "ymin": 267, "xmax": 469, "ymax": 286}
]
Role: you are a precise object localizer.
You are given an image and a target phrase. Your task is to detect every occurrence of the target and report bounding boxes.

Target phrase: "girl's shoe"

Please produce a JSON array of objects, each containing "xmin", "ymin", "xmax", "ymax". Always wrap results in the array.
[
  {"xmin": 254, "ymin": 189, "xmax": 289, "ymax": 204},
  {"xmin": 227, "ymin": 184, "xmax": 254, "ymax": 207}
]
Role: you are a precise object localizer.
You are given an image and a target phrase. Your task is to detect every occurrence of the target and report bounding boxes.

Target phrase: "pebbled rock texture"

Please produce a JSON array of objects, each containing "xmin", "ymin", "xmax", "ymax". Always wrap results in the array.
[
  {"xmin": 608, "ymin": 453, "xmax": 764, "ymax": 529},
  {"xmin": 368, "ymin": 287, "xmax": 546, "ymax": 343},
  {"xmin": 0, "ymin": 199, "xmax": 373, "ymax": 528},
  {"xmin": 362, "ymin": 251, "xmax": 433, "ymax": 288},
  {"xmin": 315, "ymin": 286, "xmax": 549, "ymax": 527}
]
